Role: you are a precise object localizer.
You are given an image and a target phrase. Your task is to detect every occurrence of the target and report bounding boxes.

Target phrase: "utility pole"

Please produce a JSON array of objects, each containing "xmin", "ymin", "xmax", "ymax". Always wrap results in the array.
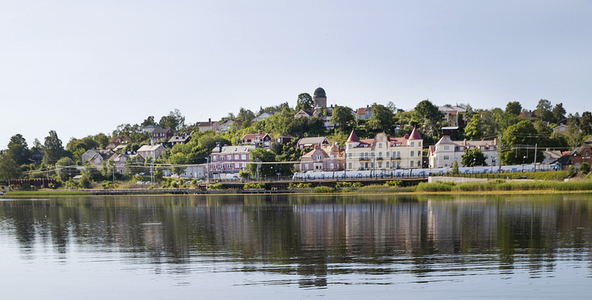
[
  {"xmin": 533, "ymin": 143, "xmax": 537, "ymax": 172},
  {"xmin": 498, "ymin": 132, "xmax": 502, "ymax": 172}
]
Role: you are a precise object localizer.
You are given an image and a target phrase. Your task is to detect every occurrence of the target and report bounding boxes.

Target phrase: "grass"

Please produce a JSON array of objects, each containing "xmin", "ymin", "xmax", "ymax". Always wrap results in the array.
[
  {"xmin": 415, "ymin": 179, "xmax": 592, "ymax": 193},
  {"xmin": 2, "ymin": 190, "xmax": 91, "ymax": 196}
]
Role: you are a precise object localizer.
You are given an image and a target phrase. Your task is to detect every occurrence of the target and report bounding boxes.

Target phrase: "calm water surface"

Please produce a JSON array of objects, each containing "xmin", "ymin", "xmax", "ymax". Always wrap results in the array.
[{"xmin": 1, "ymin": 194, "xmax": 592, "ymax": 299}]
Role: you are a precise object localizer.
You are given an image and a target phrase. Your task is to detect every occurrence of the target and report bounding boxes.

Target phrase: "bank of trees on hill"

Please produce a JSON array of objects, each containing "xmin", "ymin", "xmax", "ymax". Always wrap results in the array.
[{"xmin": 1, "ymin": 96, "xmax": 591, "ymax": 186}]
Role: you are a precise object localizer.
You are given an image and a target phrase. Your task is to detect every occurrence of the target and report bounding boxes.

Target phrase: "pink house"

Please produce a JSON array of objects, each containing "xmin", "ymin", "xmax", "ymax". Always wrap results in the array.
[
  {"xmin": 242, "ymin": 133, "xmax": 272, "ymax": 148},
  {"xmin": 300, "ymin": 144, "xmax": 344, "ymax": 172}
]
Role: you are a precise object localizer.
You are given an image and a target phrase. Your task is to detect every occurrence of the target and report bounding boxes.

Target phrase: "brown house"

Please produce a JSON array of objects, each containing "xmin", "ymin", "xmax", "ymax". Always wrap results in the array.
[{"xmin": 555, "ymin": 137, "xmax": 592, "ymax": 169}]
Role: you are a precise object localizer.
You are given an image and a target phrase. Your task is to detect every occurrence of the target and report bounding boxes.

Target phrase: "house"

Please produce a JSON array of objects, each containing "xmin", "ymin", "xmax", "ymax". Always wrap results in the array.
[
  {"xmin": 82, "ymin": 149, "xmax": 116, "ymax": 168},
  {"xmin": 151, "ymin": 128, "xmax": 174, "ymax": 144},
  {"xmin": 106, "ymin": 136, "xmax": 131, "ymax": 151},
  {"xmin": 137, "ymin": 144, "xmax": 166, "ymax": 160},
  {"xmin": 519, "ymin": 110, "xmax": 537, "ymax": 122},
  {"xmin": 141, "ymin": 124, "xmax": 161, "ymax": 133},
  {"xmin": 198, "ymin": 118, "xmax": 220, "ymax": 132},
  {"xmin": 219, "ymin": 119, "xmax": 244, "ymax": 132},
  {"xmin": 554, "ymin": 137, "xmax": 592, "ymax": 169},
  {"xmin": 355, "ymin": 105, "xmax": 373, "ymax": 120},
  {"xmin": 209, "ymin": 144, "xmax": 256, "ymax": 175},
  {"xmin": 439, "ymin": 105, "xmax": 467, "ymax": 127},
  {"xmin": 168, "ymin": 135, "xmax": 191, "ymax": 146},
  {"xmin": 110, "ymin": 153, "xmax": 144, "ymax": 174},
  {"xmin": 345, "ymin": 127, "xmax": 423, "ymax": 171},
  {"xmin": 241, "ymin": 133, "xmax": 272, "ymax": 149},
  {"xmin": 163, "ymin": 164, "xmax": 207, "ymax": 178},
  {"xmin": 294, "ymin": 110, "xmax": 314, "ymax": 119},
  {"xmin": 428, "ymin": 136, "xmax": 499, "ymax": 168},
  {"xmin": 253, "ymin": 112, "xmax": 274, "ymax": 122},
  {"xmin": 542, "ymin": 149, "xmax": 562, "ymax": 165},
  {"xmin": 300, "ymin": 143, "xmax": 344, "ymax": 172},
  {"xmin": 297, "ymin": 137, "xmax": 330, "ymax": 149},
  {"xmin": 552, "ymin": 124, "xmax": 569, "ymax": 136},
  {"xmin": 276, "ymin": 136, "xmax": 293, "ymax": 145},
  {"xmin": 441, "ymin": 127, "xmax": 459, "ymax": 140}
]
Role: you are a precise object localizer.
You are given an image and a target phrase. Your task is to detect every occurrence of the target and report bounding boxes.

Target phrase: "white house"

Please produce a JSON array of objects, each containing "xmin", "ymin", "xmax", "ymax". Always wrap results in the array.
[
  {"xmin": 428, "ymin": 136, "xmax": 499, "ymax": 168},
  {"xmin": 137, "ymin": 144, "xmax": 166, "ymax": 160}
]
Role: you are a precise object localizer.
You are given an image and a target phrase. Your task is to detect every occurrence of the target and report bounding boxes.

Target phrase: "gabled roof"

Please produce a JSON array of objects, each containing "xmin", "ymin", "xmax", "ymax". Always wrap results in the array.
[
  {"xmin": 242, "ymin": 133, "xmax": 270, "ymax": 141},
  {"xmin": 298, "ymin": 136, "xmax": 329, "ymax": 145}
]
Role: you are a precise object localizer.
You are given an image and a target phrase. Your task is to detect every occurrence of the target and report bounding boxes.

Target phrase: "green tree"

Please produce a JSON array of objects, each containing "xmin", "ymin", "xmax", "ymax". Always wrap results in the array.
[
  {"xmin": 552, "ymin": 103, "xmax": 566, "ymax": 123},
  {"xmin": 237, "ymin": 108, "xmax": 256, "ymax": 122},
  {"xmin": 7, "ymin": 134, "xmax": 30, "ymax": 165},
  {"xmin": 248, "ymin": 148, "xmax": 277, "ymax": 179},
  {"xmin": 330, "ymin": 105, "xmax": 355, "ymax": 131},
  {"xmin": 94, "ymin": 133, "xmax": 110, "ymax": 149},
  {"xmin": 43, "ymin": 130, "xmax": 65, "ymax": 165},
  {"xmin": 452, "ymin": 159, "xmax": 460, "ymax": 174},
  {"xmin": 158, "ymin": 109, "xmax": 185, "ymax": 131},
  {"xmin": 501, "ymin": 120, "xmax": 539, "ymax": 165},
  {"xmin": 141, "ymin": 116, "xmax": 156, "ymax": 127},
  {"xmin": 580, "ymin": 162, "xmax": 590, "ymax": 175},
  {"xmin": 535, "ymin": 99, "xmax": 554, "ymax": 122},
  {"xmin": 461, "ymin": 148, "xmax": 487, "ymax": 167},
  {"xmin": 295, "ymin": 93, "xmax": 313, "ymax": 112},
  {"xmin": 579, "ymin": 111, "xmax": 592, "ymax": 136},
  {"xmin": 169, "ymin": 152, "xmax": 188, "ymax": 176},
  {"xmin": 0, "ymin": 153, "xmax": 20, "ymax": 184},
  {"xmin": 414, "ymin": 99, "xmax": 443, "ymax": 143},
  {"xmin": 464, "ymin": 114, "xmax": 484, "ymax": 140},
  {"xmin": 367, "ymin": 104, "xmax": 394, "ymax": 134},
  {"xmin": 505, "ymin": 101, "xmax": 522, "ymax": 116}
]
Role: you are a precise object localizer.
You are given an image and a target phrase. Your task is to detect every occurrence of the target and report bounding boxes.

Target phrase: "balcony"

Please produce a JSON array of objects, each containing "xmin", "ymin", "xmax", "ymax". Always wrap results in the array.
[
  {"xmin": 376, "ymin": 157, "xmax": 383, "ymax": 161},
  {"xmin": 391, "ymin": 157, "xmax": 401, "ymax": 160},
  {"xmin": 359, "ymin": 157, "xmax": 371, "ymax": 161}
]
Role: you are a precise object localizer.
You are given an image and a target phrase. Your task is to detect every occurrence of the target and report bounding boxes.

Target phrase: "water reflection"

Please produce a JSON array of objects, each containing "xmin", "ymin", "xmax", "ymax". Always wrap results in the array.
[{"xmin": 1, "ymin": 194, "xmax": 592, "ymax": 287}]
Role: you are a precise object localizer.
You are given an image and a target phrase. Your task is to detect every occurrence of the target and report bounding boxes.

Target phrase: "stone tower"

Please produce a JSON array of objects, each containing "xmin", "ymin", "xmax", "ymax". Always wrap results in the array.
[{"xmin": 313, "ymin": 87, "xmax": 327, "ymax": 108}]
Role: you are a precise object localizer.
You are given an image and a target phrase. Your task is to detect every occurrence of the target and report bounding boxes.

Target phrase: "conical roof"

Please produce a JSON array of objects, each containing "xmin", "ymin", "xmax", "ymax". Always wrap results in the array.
[
  {"xmin": 409, "ymin": 126, "xmax": 422, "ymax": 140},
  {"xmin": 346, "ymin": 129, "xmax": 359, "ymax": 143}
]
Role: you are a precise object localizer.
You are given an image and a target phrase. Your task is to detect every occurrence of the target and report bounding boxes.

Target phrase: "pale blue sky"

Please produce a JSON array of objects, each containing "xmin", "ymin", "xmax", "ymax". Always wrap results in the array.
[{"xmin": 1, "ymin": 0, "xmax": 591, "ymax": 148}]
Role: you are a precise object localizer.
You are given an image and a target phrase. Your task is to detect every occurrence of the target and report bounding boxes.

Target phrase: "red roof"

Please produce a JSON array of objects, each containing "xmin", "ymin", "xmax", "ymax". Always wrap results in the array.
[
  {"xmin": 347, "ymin": 129, "xmax": 359, "ymax": 142},
  {"xmin": 409, "ymin": 126, "xmax": 422, "ymax": 140}
]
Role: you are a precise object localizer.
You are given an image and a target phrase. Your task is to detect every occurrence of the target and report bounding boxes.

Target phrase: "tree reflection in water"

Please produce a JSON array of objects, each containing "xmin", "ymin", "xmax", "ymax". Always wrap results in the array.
[{"xmin": 1, "ymin": 194, "xmax": 591, "ymax": 287}]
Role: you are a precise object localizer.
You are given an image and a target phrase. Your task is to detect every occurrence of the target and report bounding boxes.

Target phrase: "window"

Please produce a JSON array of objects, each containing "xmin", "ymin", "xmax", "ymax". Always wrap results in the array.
[
  {"xmin": 444, "ymin": 155, "xmax": 450, "ymax": 160},
  {"xmin": 241, "ymin": 154, "xmax": 247, "ymax": 160},
  {"xmin": 419, "ymin": 142, "xmax": 421, "ymax": 147},
  {"xmin": 348, "ymin": 162, "xmax": 352, "ymax": 169},
  {"xmin": 330, "ymin": 163, "xmax": 334, "ymax": 169},
  {"xmin": 386, "ymin": 162, "xmax": 389, "ymax": 168},
  {"xmin": 444, "ymin": 145, "xmax": 450, "ymax": 150},
  {"xmin": 348, "ymin": 153, "xmax": 352, "ymax": 158},
  {"xmin": 227, "ymin": 155, "xmax": 231, "ymax": 160},
  {"xmin": 305, "ymin": 164, "xmax": 309, "ymax": 170},
  {"xmin": 410, "ymin": 161, "xmax": 414, "ymax": 167},
  {"xmin": 378, "ymin": 162, "xmax": 382, "ymax": 168},
  {"xmin": 411, "ymin": 151, "xmax": 414, "ymax": 157},
  {"xmin": 379, "ymin": 152, "xmax": 382, "ymax": 158},
  {"xmin": 234, "ymin": 155, "xmax": 239, "ymax": 160},
  {"xmin": 411, "ymin": 142, "xmax": 415, "ymax": 147},
  {"xmin": 212, "ymin": 156, "xmax": 217, "ymax": 161},
  {"xmin": 386, "ymin": 152, "xmax": 389, "ymax": 157},
  {"xmin": 348, "ymin": 144, "xmax": 352, "ymax": 149},
  {"xmin": 379, "ymin": 143, "xmax": 382, "ymax": 148},
  {"xmin": 418, "ymin": 151, "xmax": 421, "ymax": 156},
  {"xmin": 459, "ymin": 147, "xmax": 464, "ymax": 151},
  {"xmin": 235, "ymin": 163, "xmax": 239, "ymax": 168}
]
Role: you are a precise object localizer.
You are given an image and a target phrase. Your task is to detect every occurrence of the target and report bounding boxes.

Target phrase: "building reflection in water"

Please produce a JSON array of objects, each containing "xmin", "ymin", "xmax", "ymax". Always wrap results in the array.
[{"xmin": 0, "ymin": 194, "xmax": 591, "ymax": 286}]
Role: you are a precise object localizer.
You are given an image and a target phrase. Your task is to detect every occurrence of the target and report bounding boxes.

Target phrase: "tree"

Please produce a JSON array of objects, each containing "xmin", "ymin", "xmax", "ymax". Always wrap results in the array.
[
  {"xmin": 505, "ymin": 101, "xmax": 522, "ymax": 116},
  {"xmin": 464, "ymin": 114, "xmax": 484, "ymax": 140},
  {"xmin": 295, "ymin": 93, "xmax": 313, "ymax": 112},
  {"xmin": 0, "ymin": 153, "xmax": 20, "ymax": 184},
  {"xmin": 330, "ymin": 105, "xmax": 355, "ymax": 131},
  {"xmin": 158, "ymin": 109, "xmax": 185, "ymax": 131},
  {"xmin": 43, "ymin": 130, "xmax": 65, "ymax": 165},
  {"xmin": 452, "ymin": 159, "xmax": 460, "ymax": 174},
  {"xmin": 248, "ymin": 148, "xmax": 277, "ymax": 179},
  {"xmin": 535, "ymin": 99, "xmax": 554, "ymax": 122},
  {"xmin": 367, "ymin": 104, "xmax": 394, "ymax": 134},
  {"xmin": 237, "ymin": 108, "xmax": 256, "ymax": 122},
  {"xmin": 169, "ymin": 153, "xmax": 188, "ymax": 176},
  {"xmin": 94, "ymin": 133, "xmax": 110, "ymax": 149},
  {"xmin": 579, "ymin": 111, "xmax": 592, "ymax": 136},
  {"xmin": 502, "ymin": 120, "xmax": 539, "ymax": 165},
  {"xmin": 461, "ymin": 148, "xmax": 487, "ymax": 167},
  {"xmin": 414, "ymin": 100, "xmax": 443, "ymax": 142},
  {"xmin": 141, "ymin": 116, "xmax": 156, "ymax": 127},
  {"xmin": 552, "ymin": 103, "xmax": 566, "ymax": 123},
  {"xmin": 7, "ymin": 134, "xmax": 30, "ymax": 165}
]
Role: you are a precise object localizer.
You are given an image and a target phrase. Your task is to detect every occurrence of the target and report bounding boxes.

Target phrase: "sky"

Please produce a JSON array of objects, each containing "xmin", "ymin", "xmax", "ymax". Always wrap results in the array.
[{"xmin": 1, "ymin": 0, "xmax": 591, "ymax": 149}]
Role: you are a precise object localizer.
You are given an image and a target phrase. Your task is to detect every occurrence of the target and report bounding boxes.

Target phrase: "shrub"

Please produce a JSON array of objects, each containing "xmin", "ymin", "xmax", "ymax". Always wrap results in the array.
[
  {"xmin": 244, "ymin": 183, "xmax": 266, "ymax": 189},
  {"xmin": 208, "ymin": 183, "xmax": 225, "ymax": 190},
  {"xmin": 288, "ymin": 182, "xmax": 313, "ymax": 189},
  {"xmin": 580, "ymin": 162, "xmax": 590, "ymax": 175},
  {"xmin": 385, "ymin": 180, "xmax": 403, "ymax": 187},
  {"xmin": 567, "ymin": 166, "xmax": 577, "ymax": 177},
  {"xmin": 352, "ymin": 182, "xmax": 364, "ymax": 188}
]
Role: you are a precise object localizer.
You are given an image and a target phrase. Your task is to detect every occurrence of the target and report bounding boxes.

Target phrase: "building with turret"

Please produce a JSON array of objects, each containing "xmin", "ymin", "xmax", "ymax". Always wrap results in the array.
[{"xmin": 344, "ymin": 127, "xmax": 423, "ymax": 171}]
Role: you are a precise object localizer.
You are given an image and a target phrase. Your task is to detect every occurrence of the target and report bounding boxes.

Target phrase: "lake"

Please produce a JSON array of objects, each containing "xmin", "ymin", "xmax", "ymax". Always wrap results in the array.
[{"xmin": 1, "ymin": 194, "xmax": 591, "ymax": 299}]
